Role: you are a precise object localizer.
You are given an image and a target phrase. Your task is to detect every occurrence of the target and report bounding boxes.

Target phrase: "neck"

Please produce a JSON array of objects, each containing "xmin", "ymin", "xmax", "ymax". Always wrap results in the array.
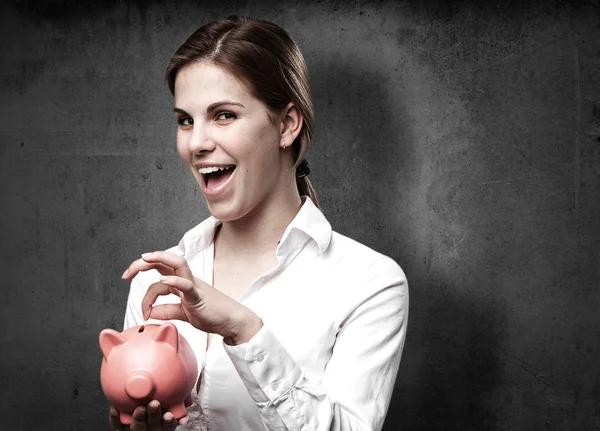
[{"xmin": 216, "ymin": 189, "xmax": 303, "ymax": 258}]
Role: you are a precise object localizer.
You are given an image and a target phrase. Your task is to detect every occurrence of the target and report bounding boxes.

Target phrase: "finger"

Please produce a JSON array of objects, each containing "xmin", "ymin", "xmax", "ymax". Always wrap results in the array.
[
  {"xmin": 149, "ymin": 304, "xmax": 188, "ymax": 321},
  {"xmin": 141, "ymin": 251, "xmax": 194, "ymax": 280},
  {"xmin": 141, "ymin": 282, "xmax": 176, "ymax": 320},
  {"xmin": 109, "ymin": 406, "xmax": 123, "ymax": 430},
  {"xmin": 146, "ymin": 400, "xmax": 162, "ymax": 431},
  {"xmin": 159, "ymin": 275, "xmax": 202, "ymax": 304},
  {"xmin": 122, "ymin": 259, "xmax": 176, "ymax": 280},
  {"xmin": 163, "ymin": 412, "xmax": 181, "ymax": 431},
  {"xmin": 130, "ymin": 406, "xmax": 148, "ymax": 431}
]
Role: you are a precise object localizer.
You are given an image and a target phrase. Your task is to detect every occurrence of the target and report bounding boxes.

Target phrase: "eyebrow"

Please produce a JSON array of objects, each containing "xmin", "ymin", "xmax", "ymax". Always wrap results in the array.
[{"xmin": 173, "ymin": 100, "xmax": 245, "ymax": 115}]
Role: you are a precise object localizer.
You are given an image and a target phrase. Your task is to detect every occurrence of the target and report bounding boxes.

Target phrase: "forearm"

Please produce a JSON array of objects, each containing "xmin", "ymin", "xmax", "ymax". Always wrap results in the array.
[{"xmin": 224, "ymin": 322, "xmax": 405, "ymax": 431}]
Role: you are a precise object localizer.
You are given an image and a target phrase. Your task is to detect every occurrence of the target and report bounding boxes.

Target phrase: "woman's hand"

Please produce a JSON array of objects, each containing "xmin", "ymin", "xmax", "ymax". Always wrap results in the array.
[
  {"xmin": 109, "ymin": 401, "xmax": 187, "ymax": 431},
  {"xmin": 122, "ymin": 251, "xmax": 263, "ymax": 345}
]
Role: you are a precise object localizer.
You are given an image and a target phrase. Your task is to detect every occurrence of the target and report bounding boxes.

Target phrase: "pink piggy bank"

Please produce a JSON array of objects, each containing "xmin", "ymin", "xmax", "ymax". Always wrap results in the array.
[{"xmin": 99, "ymin": 322, "xmax": 198, "ymax": 425}]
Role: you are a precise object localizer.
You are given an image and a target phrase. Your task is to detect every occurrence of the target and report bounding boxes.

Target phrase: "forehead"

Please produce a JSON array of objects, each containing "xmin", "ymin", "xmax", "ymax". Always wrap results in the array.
[{"xmin": 174, "ymin": 62, "xmax": 252, "ymax": 108}]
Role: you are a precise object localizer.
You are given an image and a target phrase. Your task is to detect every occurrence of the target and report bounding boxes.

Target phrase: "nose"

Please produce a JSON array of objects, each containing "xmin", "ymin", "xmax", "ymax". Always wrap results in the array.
[{"xmin": 187, "ymin": 122, "xmax": 216, "ymax": 155}]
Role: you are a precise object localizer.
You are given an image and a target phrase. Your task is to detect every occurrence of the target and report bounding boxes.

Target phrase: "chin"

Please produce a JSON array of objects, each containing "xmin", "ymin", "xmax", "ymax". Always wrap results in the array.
[{"xmin": 204, "ymin": 198, "xmax": 245, "ymax": 222}]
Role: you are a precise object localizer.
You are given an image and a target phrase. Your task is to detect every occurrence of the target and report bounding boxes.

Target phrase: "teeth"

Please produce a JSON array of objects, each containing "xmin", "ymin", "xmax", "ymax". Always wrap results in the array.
[{"xmin": 198, "ymin": 165, "xmax": 234, "ymax": 175}]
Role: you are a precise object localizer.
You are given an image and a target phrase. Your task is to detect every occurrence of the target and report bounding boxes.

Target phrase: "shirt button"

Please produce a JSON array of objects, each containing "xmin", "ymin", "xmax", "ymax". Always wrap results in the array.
[
  {"xmin": 271, "ymin": 381, "xmax": 280, "ymax": 391},
  {"xmin": 256, "ymin": 353, "xmax": 265, "ymax": 362}
]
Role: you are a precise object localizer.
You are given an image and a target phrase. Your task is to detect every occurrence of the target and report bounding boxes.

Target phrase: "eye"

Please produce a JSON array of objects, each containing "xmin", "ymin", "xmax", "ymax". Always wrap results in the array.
[
  {"xmin": 215, "ymin": 112, "xmax": 236, "ymax": 123},
  {"xmin": 177, "ymin": 116, "xmax": 193, "ymax": 127}
]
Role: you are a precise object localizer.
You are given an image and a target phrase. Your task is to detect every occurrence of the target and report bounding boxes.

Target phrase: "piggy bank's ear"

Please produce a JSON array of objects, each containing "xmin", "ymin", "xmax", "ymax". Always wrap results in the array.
[
  {"xmin": 153, "ymin": 322, "xmax": 179, "ymax": 352},
  {"xmin": 99, "ymin": 329, "xmax": 126, "ymax": 359}
]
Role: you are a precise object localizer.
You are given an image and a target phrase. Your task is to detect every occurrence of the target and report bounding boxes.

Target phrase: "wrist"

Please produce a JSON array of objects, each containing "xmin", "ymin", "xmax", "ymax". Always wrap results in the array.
[{"xmin": 224, "ymin": 308, "xmax": 263, "ymax": 346}]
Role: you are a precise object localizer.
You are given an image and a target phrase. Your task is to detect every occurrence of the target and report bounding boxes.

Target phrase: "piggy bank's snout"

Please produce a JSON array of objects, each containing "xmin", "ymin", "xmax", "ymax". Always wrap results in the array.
[{"xmin": 125, "ymin": 370, "xmax": 155, "ymax": 400}]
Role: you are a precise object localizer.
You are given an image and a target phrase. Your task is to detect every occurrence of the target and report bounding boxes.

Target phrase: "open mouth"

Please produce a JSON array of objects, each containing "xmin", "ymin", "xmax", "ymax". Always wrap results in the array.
[{"xmin": 199, "ymin": 165, "xmax": 236, "ymax": 190}]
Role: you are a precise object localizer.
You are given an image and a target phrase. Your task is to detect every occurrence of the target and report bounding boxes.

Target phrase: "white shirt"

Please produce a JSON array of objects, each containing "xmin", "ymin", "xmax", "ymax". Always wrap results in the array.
[{"xmin": 124, "ymin": 197, "xmax": 409, "ymax": 431}]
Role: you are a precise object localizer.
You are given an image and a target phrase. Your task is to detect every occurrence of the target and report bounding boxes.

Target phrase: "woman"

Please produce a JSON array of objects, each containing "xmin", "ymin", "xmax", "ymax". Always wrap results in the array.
[{"xmin": 114, "ymin": 16, "xmax": 408, "ymax": 431}]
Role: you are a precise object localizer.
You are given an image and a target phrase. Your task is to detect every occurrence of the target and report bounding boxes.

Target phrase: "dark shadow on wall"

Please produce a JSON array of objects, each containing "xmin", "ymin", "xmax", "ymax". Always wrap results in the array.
[
  {"xmin": 310, "ymin": 52, "xmax": 505, "ymax": 429},
  {"xmin": 386, "ymin": 284, "xmax": 506, "ymax": 430}
]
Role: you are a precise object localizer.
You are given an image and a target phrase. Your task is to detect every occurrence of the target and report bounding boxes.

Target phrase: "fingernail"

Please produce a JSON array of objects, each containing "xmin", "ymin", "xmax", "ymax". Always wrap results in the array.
[
  {"xmin": 141, "ymin": 252, "xmax": 152, "ymax": 259},
  {"xmin": 121, "ymin": 269, "xmax": 129, "ymax": 279}
]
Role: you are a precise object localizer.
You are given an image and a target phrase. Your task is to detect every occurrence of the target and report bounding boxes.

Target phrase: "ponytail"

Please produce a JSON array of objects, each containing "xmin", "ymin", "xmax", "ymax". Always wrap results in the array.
[{"xmin": 295, "ymin": 159, "xmax": 321, "ymax": 211}]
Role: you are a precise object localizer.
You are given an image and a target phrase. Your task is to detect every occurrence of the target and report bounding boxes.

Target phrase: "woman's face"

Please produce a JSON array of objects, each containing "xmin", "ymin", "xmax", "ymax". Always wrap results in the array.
[{"xmin": 174, "ymin": 62, "xmax": 292, "ymax": 221}]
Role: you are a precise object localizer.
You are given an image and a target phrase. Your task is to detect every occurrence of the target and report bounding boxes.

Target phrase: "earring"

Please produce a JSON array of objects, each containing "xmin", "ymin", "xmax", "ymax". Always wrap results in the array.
[{"xmin": 282, "ymin": 142, "xmax": 287, "ymax": 150}]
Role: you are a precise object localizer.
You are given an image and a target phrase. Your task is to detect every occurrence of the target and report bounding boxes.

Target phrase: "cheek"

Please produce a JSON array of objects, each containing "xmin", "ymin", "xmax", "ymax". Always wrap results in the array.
[
  {"xmin": 246, "ymin": 124, "xmax": 280, "ymax": 155},
  {"xmin": 176, "ymin": 133, "xmax": 189, "ymax": 161}
]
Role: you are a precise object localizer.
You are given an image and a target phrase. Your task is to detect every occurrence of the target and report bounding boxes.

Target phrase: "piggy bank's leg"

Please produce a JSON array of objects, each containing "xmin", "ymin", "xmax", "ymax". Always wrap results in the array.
[
  {"xmin": 185, "ymin": 393, "xmax": 193, "ymax": 407},
  {"xmin": 168, "ymin": 403, "xmax": 188, "ymax": 420},
  {"xmin": 120, "ymin": 411, "xmax": 133, "ymax": 425}
]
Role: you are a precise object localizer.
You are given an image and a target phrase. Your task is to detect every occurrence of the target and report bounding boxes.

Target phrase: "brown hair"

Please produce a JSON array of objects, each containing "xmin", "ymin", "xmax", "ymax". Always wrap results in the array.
[{"xmin": 166, "ymin": 16, "xmax": 321, "ymax": 210}]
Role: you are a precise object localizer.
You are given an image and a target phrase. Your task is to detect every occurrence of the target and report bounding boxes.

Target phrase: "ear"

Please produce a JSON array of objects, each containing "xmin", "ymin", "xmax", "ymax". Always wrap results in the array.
[
  {"xmin": 279, "ymin": 102, "xmax": 303, "ymax": 149},
  {"xmin": 99, "ymin": 329, "xmax": 126, "ymax": 359},
  {"xmin": 153, "ymin": 322, "xmax": 179, "ymax": 352}
]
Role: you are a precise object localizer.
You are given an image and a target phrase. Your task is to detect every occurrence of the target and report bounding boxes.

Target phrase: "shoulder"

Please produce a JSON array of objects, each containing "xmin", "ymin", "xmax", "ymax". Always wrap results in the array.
[
  {"xmin": 311, "ymin": 229, "xmax": 408, "ymax": 327},
  {"xmin": 325, "ymin": 230, "xmax": 407, "ymax": 283},
  {"xmin": 311, "ymin": 230, "xmax": 408, "ymax": 311}
]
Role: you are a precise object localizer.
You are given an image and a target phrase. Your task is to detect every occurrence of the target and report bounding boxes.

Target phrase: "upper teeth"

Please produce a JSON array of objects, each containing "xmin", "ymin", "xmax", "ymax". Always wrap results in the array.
[{"xmin": 198, "ymin": 166, "xmax": 234, "ymax": 175}]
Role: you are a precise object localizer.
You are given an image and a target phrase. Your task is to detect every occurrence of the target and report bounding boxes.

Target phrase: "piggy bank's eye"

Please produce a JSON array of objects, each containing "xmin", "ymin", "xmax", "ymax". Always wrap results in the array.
[{"xmin": 138, "ymin": 326, "xmax": 145, "ymax": 333}]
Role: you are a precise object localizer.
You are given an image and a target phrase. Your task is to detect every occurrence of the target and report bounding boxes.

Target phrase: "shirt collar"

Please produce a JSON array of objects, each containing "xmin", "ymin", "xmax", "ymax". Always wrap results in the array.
[
  {"xmin": 183, "ymin": 216, "xmax": 220, "ymax": 256},
  {"xmin": 184, "ymin": 196, "xmax": 331, "ymax": 256},
  {"xmin": 277, "ymin": 196, "xmax": 332, "ymax": 256}
]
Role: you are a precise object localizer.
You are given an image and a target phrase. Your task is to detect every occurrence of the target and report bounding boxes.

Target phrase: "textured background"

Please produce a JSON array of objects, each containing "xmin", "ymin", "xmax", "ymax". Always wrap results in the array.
[{"xmin": 1, "ymin": 0, "xmax": 599, "ymax": 430}]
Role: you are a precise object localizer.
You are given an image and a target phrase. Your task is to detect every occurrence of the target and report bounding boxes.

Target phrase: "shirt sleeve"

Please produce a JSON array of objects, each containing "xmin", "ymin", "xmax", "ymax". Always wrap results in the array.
[{"xmin": 223, "ymin": 256, "xmax": 409, "ymax": 431}]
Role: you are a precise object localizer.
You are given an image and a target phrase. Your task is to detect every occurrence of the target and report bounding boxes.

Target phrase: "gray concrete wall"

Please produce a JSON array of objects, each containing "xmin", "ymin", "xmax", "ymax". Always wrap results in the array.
[{"xmin": 1, "ymin": 1, "xmax": 599, "ymax": 429}]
